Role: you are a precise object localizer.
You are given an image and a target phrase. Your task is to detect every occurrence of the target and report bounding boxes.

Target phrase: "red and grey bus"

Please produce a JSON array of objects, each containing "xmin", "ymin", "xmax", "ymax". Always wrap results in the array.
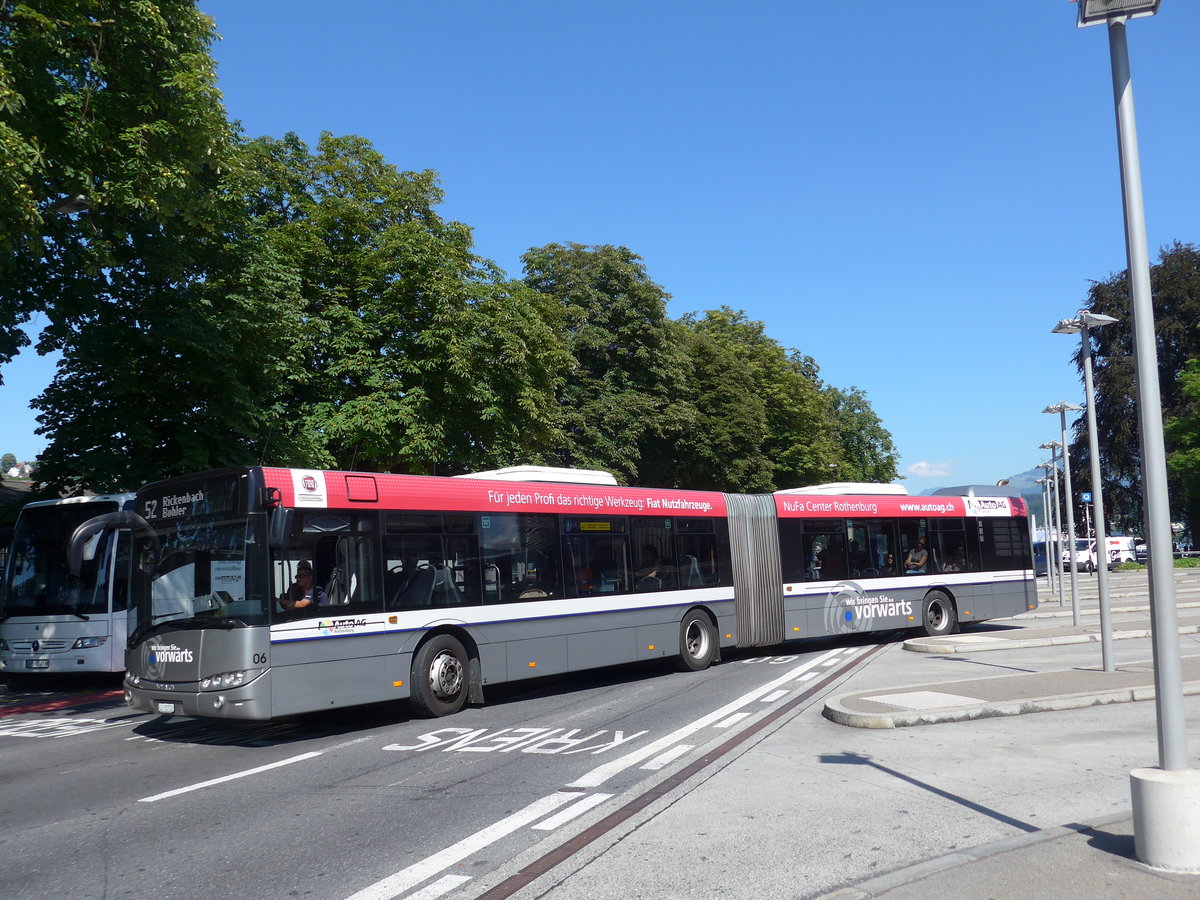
[{"xmin": 69, "ymin": 466, "xmax": 1036, "ymax": 720}]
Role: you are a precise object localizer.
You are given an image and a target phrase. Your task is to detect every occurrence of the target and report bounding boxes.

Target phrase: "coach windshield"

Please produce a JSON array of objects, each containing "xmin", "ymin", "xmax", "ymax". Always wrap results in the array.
[{"xmin": 129, "ymin": 471, "xmax": 270, "ymax": 641}]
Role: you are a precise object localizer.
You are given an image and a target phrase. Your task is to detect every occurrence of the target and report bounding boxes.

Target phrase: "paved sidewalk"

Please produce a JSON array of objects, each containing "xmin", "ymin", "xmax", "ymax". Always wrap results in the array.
[{"xmin": 494, "ymin": 570, "xmax": 1200, "ymax": 899}]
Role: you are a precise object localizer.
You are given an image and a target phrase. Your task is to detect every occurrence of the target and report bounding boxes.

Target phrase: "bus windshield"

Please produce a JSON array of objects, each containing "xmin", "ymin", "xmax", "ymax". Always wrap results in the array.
[
  {"xmin": 2, "ymin": 501, "xmax": 120, "ymax": 617},
  {"xmin": 132, "ymin": 512, "xmax": 269, "ymax": 639}
]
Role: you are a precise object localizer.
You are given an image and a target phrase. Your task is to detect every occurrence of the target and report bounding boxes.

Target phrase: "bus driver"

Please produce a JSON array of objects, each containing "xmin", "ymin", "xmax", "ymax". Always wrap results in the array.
[{"xmin": 280, "ymin": 560, "xmax": 328, "ymax": 611}]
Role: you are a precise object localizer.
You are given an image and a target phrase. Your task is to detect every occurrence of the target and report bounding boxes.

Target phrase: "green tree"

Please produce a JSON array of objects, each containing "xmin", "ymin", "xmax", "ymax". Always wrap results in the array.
[
  {"xmin": 522, "ymin": 243, "xmax": 689, "ymax": 484},
  {"xmin": 30, "ymin": 140, "xmax": 308, "ymax": 493},
  {"xmin": 1073, "ymin": 243, "xmax": 1200, "ymax": 535},
  {"xmin": 666, "ymin": 322, "xmax": 773, "ymax": 492},
  {"xmin": 1165, "ymin": 359, "xmax": 1200, "ymax": 533},
  {"xmin": 686, "ymin": 308, "xmax": 844, "ymax": 489},
  {"xmin": 823, "ymin": 385, "xmax": 899, "ymax": 484},
  {"xmin": 254, "ymin": 133, "xmax": 569, "ymax": 474},
  {"xmin": 0, "ymin": 452, "xmax": 15, "ymax": 471},
  {"xmin": 1, "ymin": 0, "xmax": 230, "ymax": 381}
]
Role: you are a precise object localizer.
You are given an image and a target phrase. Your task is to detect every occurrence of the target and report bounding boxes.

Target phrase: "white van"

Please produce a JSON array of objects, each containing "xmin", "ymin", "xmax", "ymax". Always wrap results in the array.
[
  {"xmin": 1061, "ymin": 536, "xmax": 1137, "ymax": 572},
  {"xmin": 1102, "ymin": 536, "xmax": 1137, "ymax": 565}
]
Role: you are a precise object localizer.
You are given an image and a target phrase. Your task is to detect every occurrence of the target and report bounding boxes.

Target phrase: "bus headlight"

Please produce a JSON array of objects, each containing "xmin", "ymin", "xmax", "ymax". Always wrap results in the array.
[
  {"xmin": 72, "ymin": 636, "xmax": 108, "ymax": 649},
  {"xmin": 200, "ymin": 671, "xmax": 249, "ymax": 690}
]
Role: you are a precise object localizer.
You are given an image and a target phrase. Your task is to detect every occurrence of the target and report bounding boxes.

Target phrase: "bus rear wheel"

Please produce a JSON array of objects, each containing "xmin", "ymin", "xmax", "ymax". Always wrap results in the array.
[
  {"xmin": 674, "ymin": 610, "xmax": 716, "ymax": 672},
  {"xmin": 922, "ymin": 590, "xmax": 958, "ymax": 637},
  {"xmin": 411, "ymin": 634, "xmax": 469, "ymax": 717}
]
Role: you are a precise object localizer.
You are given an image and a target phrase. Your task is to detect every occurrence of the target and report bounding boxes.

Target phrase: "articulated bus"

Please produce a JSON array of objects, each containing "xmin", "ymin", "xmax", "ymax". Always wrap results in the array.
[
  {"xmin": 69, "ymin": 466, "xmax": 1036, "ymax": 720},
  {"xmin": 1, "ymin": 494, "xmax": 136, "ymax": 674}
]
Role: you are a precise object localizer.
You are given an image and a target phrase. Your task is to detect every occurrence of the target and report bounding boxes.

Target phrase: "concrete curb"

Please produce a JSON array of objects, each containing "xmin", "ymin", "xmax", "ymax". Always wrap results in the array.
[
  {"xmin": 822, "ymin": 681, "xmax": 1200, "ymax": 729},
  {"xmin": 904, "ymin": 624, "xmax": 1200, "ymax": 654}
]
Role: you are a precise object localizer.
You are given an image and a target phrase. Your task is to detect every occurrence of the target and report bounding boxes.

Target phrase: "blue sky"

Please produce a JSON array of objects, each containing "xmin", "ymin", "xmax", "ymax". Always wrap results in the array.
[{"xmin": 3, "ymin": 1, "xmax": 1198, "ymax": 489}]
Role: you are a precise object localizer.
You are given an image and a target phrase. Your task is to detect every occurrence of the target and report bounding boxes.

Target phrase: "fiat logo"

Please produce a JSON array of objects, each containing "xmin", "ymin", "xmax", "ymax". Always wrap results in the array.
[{"xmin": 303, "ymin": 475, "xmax": 318, "ymax": 492}]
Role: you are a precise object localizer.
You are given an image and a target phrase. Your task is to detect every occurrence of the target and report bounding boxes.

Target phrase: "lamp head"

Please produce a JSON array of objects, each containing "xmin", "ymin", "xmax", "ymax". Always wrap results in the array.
[{"xmin": 1076, "ymin": 0, "xmax": 1162, "ymax": 29}]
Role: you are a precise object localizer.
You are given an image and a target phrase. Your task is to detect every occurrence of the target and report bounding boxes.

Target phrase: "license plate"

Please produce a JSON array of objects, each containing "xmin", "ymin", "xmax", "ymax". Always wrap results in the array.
[
  {"xmin": 25, "ymin": 659, "xmax": 49, "ymax": 669},
  {"xmin": 155, "ymin": 701, "xmax": 178, "ymax": 715}
]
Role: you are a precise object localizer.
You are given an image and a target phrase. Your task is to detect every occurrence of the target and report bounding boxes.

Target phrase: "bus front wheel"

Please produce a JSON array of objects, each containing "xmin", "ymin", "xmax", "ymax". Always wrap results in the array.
[
  {"xmin": 411, "ymin": 634, "xmax": 470, "ymax": 717},
  {"xmin": 674, "ymin": 610, "xmax": 716, "ymax": 672},
  {"xmin": 922, "ymin": 591, "xmax": 958, "ymax": 637}
]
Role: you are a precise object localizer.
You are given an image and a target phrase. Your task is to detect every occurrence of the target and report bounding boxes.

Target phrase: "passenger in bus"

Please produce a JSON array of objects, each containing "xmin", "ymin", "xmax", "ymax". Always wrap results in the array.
[
  {"xmin": 942, "ymin": 545, "xmax": 968, "ymax": 572},
  {"xmin": 880, "ymin": 553, "xmax": 897, "ymax": 576},
  {"xmin": 904, "ymin": 538, "xmax": 928, "ymax": 574},
  {"xmin": 279, "ymin": 561, "xmax": 328, "ymax": 611},
  {"xmin": 635, "ymin": 544, "xmax": 665, "ymax": 590}
]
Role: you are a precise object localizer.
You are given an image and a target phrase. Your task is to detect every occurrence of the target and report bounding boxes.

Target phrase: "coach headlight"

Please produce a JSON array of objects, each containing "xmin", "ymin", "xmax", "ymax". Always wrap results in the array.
[
  {"xmin": 200, "ymin": 670, "xmax": 249, "ymax": 690},
  {"xmin": 72, "ymin": 636, "xmax": 108, "ymax": 649}
]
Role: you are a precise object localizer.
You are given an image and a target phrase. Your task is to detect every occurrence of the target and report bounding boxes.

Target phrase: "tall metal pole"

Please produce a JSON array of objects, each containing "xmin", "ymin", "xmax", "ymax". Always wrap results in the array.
[
  {"xmin": 1081, "ymin": 323, "xmax": 1116, "ymax": 671},
  {"xmin": 1056, "ymin": 407, "xmax": 1083, "ymax": 627},
  {"xmin": 1108, "ymin": 19, "xmax": 1187, "ymax": 771},
  {"xmin": 1037, "ymin": 477, "xmax": 1053, "ymax": 596},
  {"xmin": 1040, "ymin": 471, "xmax": 1059, "ymax": 600},
  {"xmin": 1049, "ymin": 448, "xmax": 1066, "ymax": 608}
]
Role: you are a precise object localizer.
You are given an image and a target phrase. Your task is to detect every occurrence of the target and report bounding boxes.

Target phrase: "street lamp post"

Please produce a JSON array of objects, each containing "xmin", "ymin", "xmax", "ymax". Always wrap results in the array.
[
  {"xmin": 1053, "ymin": 312, "xmax": 1119, "ymax": 671},
  {"xmin": 1035, "ymin": 475, "xmax": 1057, "ymax": 597},
  {"xmin": 1039, "ymin": 444, "xmax": 1067, "ymax": 611},
  {"xmin": 1043, "ymin": 408, "xmax": 1084, "ymax": 628},
  {"xmin": 1076, "ymin": 0, "xmax": 1199, "ymax": 873}
]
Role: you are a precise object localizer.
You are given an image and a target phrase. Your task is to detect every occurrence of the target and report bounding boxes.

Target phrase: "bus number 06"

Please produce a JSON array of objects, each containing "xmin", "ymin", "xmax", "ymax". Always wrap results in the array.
[{"xmin": 252, "ymin": 653, "xmax": 267, "ymax": 665}]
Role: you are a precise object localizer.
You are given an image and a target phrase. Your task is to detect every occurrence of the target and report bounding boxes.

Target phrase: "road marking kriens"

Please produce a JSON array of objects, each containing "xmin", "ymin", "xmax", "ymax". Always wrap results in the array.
[
  {"xmin": 138, "ymin": 751, "xmax": 323, "ymax": 803},
  {"xmin": 343, "ymin": 792, "xmax": 576, "ymax": 900},
  {"xmin": 568, "ymin": 647, "xmax": 845, "ymax": 789},
  {"xmin": 383, "ymin": 727, "xmax": 646, "ymax": 756}
]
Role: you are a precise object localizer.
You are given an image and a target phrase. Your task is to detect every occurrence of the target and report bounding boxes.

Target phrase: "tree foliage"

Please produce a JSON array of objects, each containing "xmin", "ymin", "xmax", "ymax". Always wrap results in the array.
[
  {"xmin": 0, "ymin": 0, "xmax": 230, "ymax": 379},
  {"xmin": 1072, "ymin": 242, "xmax": 1200, "ymax": 535},
  {"xmin": 522, "ymin": 243, "xmax": 689, "ymax": 484},
  {"xmin": 254, "ymin": 133, "xmax": 570, "ymax": 475},
  {"xmin": 1, "ymin": 5, "xmax": 901, "ymax": 495}
]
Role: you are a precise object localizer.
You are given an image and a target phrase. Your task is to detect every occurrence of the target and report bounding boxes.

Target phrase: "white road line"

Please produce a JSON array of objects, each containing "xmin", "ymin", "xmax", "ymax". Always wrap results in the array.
[
  {"xmin": 760, "ymin": 689, "xmax": 789, "ymax": 703},
  {"xmin": 138, "ymin": 751, "xmax": 323, "ymax": 803},
  {"xmin": 569, "ymin": 647, "xmax": 845, "ymax": 789},
  {"xmin": 640, "ymin": 744, "xmax": 694, "ymax": 771},
  {"xmin": 343, "ymin": 792, "xmax": 576, "ymax": 900},
  {"xmin": 714, "ymin": 712, "xmax": 750, "ymax": 729},
  {"xmin": 402, "ymin": 875, "xmax": 471, "ymax": 900},
  {"xmin": 531, "ymin": 793, "xmax": 614, "ymax": 831},
  {"xmin": 796, "ymin": 671, "xmax": 819, "ymax": 682}
]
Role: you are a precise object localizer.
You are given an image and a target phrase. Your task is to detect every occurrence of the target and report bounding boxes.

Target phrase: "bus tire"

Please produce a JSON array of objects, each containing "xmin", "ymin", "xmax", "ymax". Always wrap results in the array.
[
  {"xmin": 922, "ymin": 590, "xmax": 958, "ymax": 637},
  {"xmin": 410, "ymin": 634, "xmax": 470, "ymax": 717},
  {"xmin": 674, "ymin": 609, "xmax": 716, "ymax": 672}
]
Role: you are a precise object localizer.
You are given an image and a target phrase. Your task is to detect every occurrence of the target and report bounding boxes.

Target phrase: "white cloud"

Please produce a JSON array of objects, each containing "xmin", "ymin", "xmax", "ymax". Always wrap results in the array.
[{"xmin": 906, "ymin": 460, "xmax": 956, "ymax": 478}]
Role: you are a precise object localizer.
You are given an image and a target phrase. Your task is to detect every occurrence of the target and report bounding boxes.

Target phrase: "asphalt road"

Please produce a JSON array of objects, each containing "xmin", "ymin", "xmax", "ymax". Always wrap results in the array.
[{"xmin": 0, "ymin": 638, "xmax": 881, "ymax": 900}]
